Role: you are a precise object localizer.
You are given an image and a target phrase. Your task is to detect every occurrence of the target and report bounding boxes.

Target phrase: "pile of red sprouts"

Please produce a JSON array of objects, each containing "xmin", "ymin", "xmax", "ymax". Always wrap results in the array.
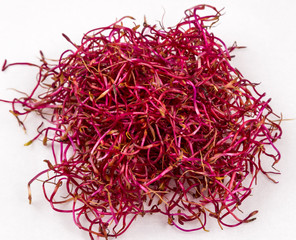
[{"xmin": 1, "ymin": 5, "xmax": 282, "ymax": 240}]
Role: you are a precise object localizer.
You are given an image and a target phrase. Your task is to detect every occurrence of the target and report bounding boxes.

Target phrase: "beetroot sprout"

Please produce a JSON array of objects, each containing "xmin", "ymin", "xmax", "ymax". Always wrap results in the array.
[{"xmin": 1, "ymin": 4, "xmax": 282, "ymax": 239}]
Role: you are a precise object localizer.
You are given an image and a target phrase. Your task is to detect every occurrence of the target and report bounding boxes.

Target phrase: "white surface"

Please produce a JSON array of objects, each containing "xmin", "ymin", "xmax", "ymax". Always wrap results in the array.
[{"xmin": 0, "ymin": 0, "xmax": 296, "ymax": 239}]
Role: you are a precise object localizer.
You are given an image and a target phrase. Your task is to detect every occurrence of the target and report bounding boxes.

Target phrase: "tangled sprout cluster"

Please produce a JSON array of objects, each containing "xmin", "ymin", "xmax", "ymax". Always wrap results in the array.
[{"xmin": 2, "ymin": 5, "xmax": 281, "ymax": 239}]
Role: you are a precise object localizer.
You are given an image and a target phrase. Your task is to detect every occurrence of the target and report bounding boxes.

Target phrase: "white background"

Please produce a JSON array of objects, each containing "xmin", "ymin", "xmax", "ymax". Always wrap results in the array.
[{"xmin": 0, "ymin": 0, "xmax": 296, "ymax": 239}]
